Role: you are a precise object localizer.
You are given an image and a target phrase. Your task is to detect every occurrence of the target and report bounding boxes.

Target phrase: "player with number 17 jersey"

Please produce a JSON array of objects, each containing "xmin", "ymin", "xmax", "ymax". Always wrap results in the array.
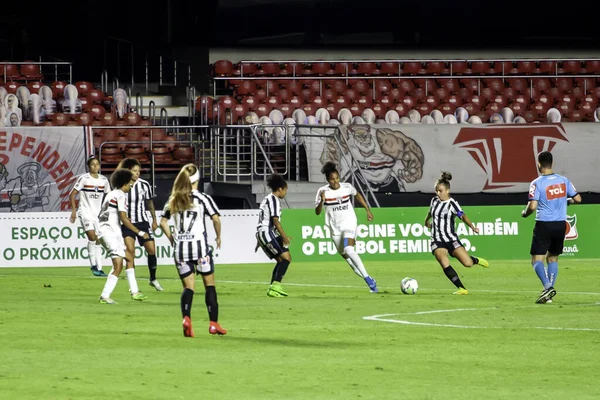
[{"xmin": 160, "ymin": 190, "xmax": 220, "ymax": 263}]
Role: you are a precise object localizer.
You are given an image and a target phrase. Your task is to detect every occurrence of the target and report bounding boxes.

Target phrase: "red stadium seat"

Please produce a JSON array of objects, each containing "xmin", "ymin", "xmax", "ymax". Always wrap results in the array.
[
  {"xmin": 470, "ymin": 61, "xmax": 490, "ymax": 75},
  {"xmin": 501, "ymin": 61, "xmax": 519, "ymax": 75},
  {"xmin": 355, "ymin": 94, "xmax": 373, "ymax": 108},
  {"xmin": 322, "ymin": 88, "xmax": 336, "ymax": 102},
  {"xmin": 392, "ymin": 102, "xmax": 408, "ymax": 117},
  {"xmin": 426, "ymin": 61, "xmax": 448, "ymax": 75},
  {"xmin": 584, "ymin": 60, "xmax": 600, "ymax": 74},
  {"xmin": 450, "ymin": 61, "xmax": 469, "ymax": 75},
  {"xmin": 398, "ymin": 79, "xmax": 415, "ymax": 95},
  {"xmin": 325, "ymin": 102, "xmax": 341, "ymax": 118},
  {"xmin": 374, "ymin": 79, "xmax": 392, "ymax": 94},
  {"xmin": 424, "ymin": 94, "xmax": 440, "ymax": 109},
  {"xmin": 506, "ymin": 78, "xmax": 528, "ymax": 93},
  {"xmin": 1, "ymin": 64, "xmax": 21, "ymax": 81},
  {"xmin": 26, "ymin": 81, "xmax": 43, "ymax": 93},
  {"xmin": 75, "ymin": 81, "xmax": 94, "ymax": 96},
  {"xmin": 398, "ymin": 95, "xmax": 415, "ymax": 109},
  {"xmin": 236, "ymin": 80, "xmax": 256, "ymax": 96},
  {"xmin": 516, "ymin": 61, "xmax": 536, "ymax": 74},
  {"xmin": 239, "ymin": 62, "xmax": 257, "ymax": 76},
  {"xmin": 556, "ymin": 78, "xmax": 574, "ymax": 93},
  {"xmin": 357, "ymin": 62, "xmax": 377, "ymax": 76},
  {"xmin": 213, "ymin": 60, "xmax": 234, "ymax": 76},
  {"xmin": 312, "ymin": 95, "xmax": 326, "ymax": 109},
  {"xmin": 537, "ymin": 61, "xmax": 556, "ymax": 74},
  {"xmin": 379, "ymin": 62, "xmax": 399, "ymax": 76},
  {"xmin": 402, "ymin": 62, "xmax": 422, "ymax": 75},
  {"xmin": 560, "ymin": 60, "xmax": 582, "ymax": 74},
  {"xmin": 334, "ymin": 95, "xmax": 350, "ymax": 109}
]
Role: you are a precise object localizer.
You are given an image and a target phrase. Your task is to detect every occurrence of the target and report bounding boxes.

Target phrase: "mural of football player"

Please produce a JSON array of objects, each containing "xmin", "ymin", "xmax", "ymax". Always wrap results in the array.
[
  {"xmin": 4, "ymin": 162, "xmax": 51, "ymax": 212},
  {"xmin": 319, "ymin": 124, "xmax": 424, "ymax": 192}
]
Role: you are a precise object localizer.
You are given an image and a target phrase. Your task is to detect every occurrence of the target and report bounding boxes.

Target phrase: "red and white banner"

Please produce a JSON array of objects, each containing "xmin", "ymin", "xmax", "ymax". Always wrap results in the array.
[
  {"xmin": 0, "ymin": 127, "xmax": 92, "ymax": 212},
  {"xmin": 303, "ymin": 123, "xmax": 599, "ymax": 193}
]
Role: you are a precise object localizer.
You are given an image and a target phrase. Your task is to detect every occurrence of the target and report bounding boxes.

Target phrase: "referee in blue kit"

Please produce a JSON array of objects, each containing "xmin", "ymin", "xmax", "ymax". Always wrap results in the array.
[{"xmin": 522, "ymin": 151, "xmax": 581, "ymax": 304}]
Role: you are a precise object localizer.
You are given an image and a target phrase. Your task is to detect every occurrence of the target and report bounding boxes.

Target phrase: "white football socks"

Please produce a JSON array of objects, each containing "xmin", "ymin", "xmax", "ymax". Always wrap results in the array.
[
  {"xmin": 87, "ymin": 241, "xmax": 97, "ymax": 267},
  {"xmin": 345, "ymin": 258, "xmax": 363, "ymax": 278},
  {"xmin": 344, "ymin": 246, "xmax": 369, "ymax": 279},
  {"xmin": 125, "ymin": 268, "xmax": 140, "ymax": 294},
  {"xmin": 101, "ymin": 274, "xmax": 119, "ymax": 299},
  {"xmin": 95, "ymin": 244, "xmax": 104, "ymax": 271}
]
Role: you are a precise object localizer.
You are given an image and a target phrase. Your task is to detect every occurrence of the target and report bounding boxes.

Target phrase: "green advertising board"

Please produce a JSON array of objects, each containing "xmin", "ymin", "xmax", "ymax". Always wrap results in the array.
[{"xmin": 283, "ymin": 204, "xmax": 598, "ymax": 262}]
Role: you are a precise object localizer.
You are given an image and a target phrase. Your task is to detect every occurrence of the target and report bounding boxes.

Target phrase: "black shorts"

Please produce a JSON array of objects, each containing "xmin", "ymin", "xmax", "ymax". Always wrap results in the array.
[
  {"xmin": 431, "ymin": 240, "xmax": 464, "ymax": 257},
  {"xmin": 530, "ymin": 221, "xmax": 567, "ymax": 256},
  {"xmin": 257, "ymin": 230, "xmax": 289, "ymax": 260},
  {"xmin": 122, "ymin": 221, "xmax": 155, "ymax": 245}
]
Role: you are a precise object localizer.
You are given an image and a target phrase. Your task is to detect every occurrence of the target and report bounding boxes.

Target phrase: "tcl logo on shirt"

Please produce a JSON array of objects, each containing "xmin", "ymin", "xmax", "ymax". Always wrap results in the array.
[{"xmin": 546, "ymin": 183, "xmax": 566, "ymax": 200}]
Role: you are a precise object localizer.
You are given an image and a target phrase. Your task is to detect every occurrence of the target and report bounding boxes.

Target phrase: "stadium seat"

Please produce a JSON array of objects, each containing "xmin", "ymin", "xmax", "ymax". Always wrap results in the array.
[
  {"xmin": 378, "ymin": 62, "xmax": 399, "ymax": 76},
  {"xmin": 471, "ymin": 61, "xmax": 490, "ymax": 75},
  {"xmin": 517, "ymin": 61, "xmax": 536, "ymax": 74},
  {"xmin": 560, "ymin": 60, "xmax": 582, "ymax": 74},
  {"xmin": 213, "ymin": 60, "xmax": 234, "ymax": 76},
  {"xmin": 3, "ymin": 64, "xmax": 22, "ymax": 81},
  {"xmin": 537, "ymin": 61, "xmax": 556, "ymax": 74},
  {"xmin": 402, "ymin": 62, "xmax": 423, "ymax": 75},
  {"xmin": 75, "ymin": 81, "xmax": 93, "ymax": 96},
  {"xmin": 426, "ymin": 61, "xmax": 448, "ymax": 75}
]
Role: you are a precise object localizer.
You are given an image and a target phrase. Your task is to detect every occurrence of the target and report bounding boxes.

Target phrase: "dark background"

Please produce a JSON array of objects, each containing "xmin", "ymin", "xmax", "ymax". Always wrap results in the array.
[{"xmin": 3, "ymin": 0, "xmax": 600, "ymax": 82}]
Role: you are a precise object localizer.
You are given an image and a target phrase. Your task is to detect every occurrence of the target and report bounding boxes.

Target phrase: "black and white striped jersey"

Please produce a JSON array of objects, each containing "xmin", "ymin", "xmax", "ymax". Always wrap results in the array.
[
  {"xmin": 256, "ymin": 193, "xmax": 282, "ymax": 234},
  {"xmin": 161, "ymin": 190, "xmax": 220, "ymax": 263},
  {"xmin": 127, "ymin": 178, "xmax": 154, "ymax": 223},
  {"xmin": 429, "ymin": 197, "xmax": 464, "ymax": 243}
]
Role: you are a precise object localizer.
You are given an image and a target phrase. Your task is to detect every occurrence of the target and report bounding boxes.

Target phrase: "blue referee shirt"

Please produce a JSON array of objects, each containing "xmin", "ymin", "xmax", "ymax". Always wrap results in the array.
[{"xmin": 528, "ymin": 174, "xmax": 578, "ymax": 222}]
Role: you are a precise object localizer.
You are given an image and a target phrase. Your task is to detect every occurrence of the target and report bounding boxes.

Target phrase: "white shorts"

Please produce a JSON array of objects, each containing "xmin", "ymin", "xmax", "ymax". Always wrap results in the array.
[
  {"xmin": 78, "ymin": 214, "xmax": 100, "ymax": 234},
  {"xmin": 330, "ymin": 223, "xmax": 357, "ymax": 254},
  {"xmin": 98, "ymin": 225, "xmax": 125, "ymax": 258},
  {"xmin": 329, "ymin": 222, "xmax": 357, "ymax": 238}
]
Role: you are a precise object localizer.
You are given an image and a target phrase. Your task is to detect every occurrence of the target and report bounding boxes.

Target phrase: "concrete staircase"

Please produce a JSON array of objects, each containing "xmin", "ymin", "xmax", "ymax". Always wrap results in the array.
[{"xmin": 252, "ymin": 181, "xmax": 324, "ymax": 209}]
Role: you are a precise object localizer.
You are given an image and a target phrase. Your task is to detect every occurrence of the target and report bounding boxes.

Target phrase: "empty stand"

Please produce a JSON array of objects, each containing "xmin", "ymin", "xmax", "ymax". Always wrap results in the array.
[{"xmin": 209, "ymin": 57, "xmax": 600, "ymax": 123}]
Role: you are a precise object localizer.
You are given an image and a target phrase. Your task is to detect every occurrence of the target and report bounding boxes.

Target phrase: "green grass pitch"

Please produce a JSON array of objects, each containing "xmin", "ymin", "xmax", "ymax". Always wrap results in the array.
[{"xmin": 1, "ymin": 259, "xmax": 599, "ymax": 399}]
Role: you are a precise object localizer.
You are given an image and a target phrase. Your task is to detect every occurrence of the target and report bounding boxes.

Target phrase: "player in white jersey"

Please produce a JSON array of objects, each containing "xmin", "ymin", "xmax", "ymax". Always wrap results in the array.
[
  {"xmin": 116, "ymin": 158, "xmax": 162, "ymax": 291},
  {"xmin": 424, "ymin": 171, "xmax": 489, "ymax": 295},
  {"xmin": 69, "ymin": 156, "xmax": 110, "ymax": 276},
  {"xmin": 97, "ymin": 169, "xmax": 149, "ymax": 304},
  {"xmin": 159, "ymin": 164, "xmax": 227, "ymax": 337},
  {"xmin": 315, "ymin": 162, "xmax": 378, "ymax": 293},
  {"xmin": 255, "ymin": 174, "xmax": 292, "ymax": 297}
]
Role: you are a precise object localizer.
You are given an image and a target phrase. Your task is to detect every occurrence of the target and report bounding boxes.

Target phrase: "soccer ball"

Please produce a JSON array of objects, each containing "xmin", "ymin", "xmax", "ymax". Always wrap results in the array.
[{"xmin": 401, "ymin": 277, "xmax": 418, "ymax": 294}]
